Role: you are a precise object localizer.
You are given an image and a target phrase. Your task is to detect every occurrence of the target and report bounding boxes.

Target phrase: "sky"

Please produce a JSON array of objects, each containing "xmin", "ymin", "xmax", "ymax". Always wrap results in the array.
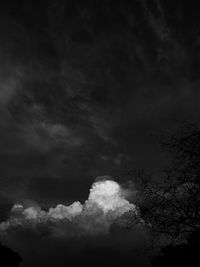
[{"xmin": 0, "ymin": 1, "xmax": 200, "ymax": 266}]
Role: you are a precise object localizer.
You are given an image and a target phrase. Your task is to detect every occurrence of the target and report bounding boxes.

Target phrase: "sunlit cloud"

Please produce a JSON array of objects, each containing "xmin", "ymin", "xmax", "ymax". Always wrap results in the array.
[{"xmin": 0, "ymin": 177, "xmax": 142, "ymax": 236}]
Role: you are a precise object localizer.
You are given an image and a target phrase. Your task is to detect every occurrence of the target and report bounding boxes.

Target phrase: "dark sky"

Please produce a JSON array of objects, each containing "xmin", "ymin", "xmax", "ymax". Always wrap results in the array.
[
  {"xmin": 0, "ymin": 0, "xmax": 200, "ymax": 210},
  {"xmin": 0, "ymin": 1, "xmax": 200, "ymax": 265}
]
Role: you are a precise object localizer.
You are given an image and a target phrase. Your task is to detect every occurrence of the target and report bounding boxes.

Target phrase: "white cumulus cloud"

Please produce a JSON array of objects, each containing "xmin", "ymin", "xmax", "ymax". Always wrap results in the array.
[{"xmin": 0, "ymin": 178, "xmax": 142, "ymax": 236}]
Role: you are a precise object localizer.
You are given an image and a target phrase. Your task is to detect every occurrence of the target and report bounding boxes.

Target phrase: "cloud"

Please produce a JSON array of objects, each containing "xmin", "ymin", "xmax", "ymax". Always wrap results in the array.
[
  {"xmin": 0, "ymin": 178, "xmax": 150, "ymax": 267},
  {"xmin": 22, "ymin": 121, "xmax": 85, "ymax": 153},
  {"xmin": 0, "ymin": 177, "xmax": 143, "ymax": 237}
]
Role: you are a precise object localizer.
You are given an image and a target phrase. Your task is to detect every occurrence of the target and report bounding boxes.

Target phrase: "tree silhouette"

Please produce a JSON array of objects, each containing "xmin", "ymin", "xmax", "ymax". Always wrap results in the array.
[
  {"xmin": 0, "ymin": 242, "xmax": 22, "ymax": 267},
  {"xmin": 131, "ymin": 124, "xmax": 200, "ymax": 266},
  {"xmin": 141, "ymin": 124, "xmax": 200, "ymax": 242}
]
